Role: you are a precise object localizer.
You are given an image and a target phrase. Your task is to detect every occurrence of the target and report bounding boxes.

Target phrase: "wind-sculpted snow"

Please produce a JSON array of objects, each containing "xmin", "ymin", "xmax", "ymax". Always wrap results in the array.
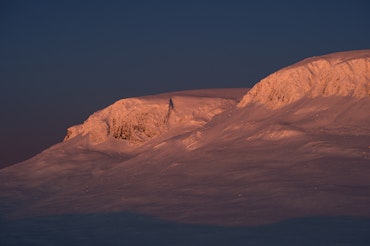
[
  {"xmin": 64, "ymin": 95, "xmax": 235, "ymax": 144},
  {"xmin": 64, "ymin": 98, "xmax": 168, "ymax": 144},
  {"xmin": 238, "ymin": 50, "xmax": 370, "ymax": 108}
]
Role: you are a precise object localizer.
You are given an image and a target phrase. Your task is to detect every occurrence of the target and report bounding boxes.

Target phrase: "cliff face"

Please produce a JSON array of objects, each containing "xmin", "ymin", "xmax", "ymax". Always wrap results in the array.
[{"xmin": 238, "ymin": 50, "xmax": 370, "ymax": 109}]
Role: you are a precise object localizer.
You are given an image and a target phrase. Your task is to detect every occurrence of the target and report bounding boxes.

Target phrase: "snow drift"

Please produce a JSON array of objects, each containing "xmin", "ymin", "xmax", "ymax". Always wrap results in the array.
[{"xmin": 238, "ymin": 50, "xmax": 370, "ymax": 108}]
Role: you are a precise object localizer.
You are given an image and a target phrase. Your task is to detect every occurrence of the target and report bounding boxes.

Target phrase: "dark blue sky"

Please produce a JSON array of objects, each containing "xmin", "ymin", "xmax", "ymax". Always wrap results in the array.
[{"xmin": 1, "ymin": 0, "xmax": 369, "ymax": 167}]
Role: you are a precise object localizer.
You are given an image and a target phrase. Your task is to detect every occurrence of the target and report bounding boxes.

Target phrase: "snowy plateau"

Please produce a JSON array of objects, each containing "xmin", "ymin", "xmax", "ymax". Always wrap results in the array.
[{"xmin": 1, "ymin": 50, "xmax": 370, "ymax": 245}]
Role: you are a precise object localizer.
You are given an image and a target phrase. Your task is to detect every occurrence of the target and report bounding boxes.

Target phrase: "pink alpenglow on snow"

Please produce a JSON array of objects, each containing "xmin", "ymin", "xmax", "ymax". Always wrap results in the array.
[
  {"xmin": 64, "ymin": 93, "xmax": 236, "ymax": 144},
  {"xmin": 1, "ymin": 51, "xmax": 369, "ymax": 232},
  {"xmin": 238, "ymin": 50, "xmax": 370, "ymax": 108}
]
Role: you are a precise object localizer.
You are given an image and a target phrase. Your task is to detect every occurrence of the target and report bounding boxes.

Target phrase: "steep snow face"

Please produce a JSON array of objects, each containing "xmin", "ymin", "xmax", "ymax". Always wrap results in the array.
[
  {"xmin": 64, "ymin": 95, "xmax": 235, "ymax": 144},
  {"xmin": 64, "ymin": 98, "xmax": 168, "ymax": 144},
  {"xmin": 238, "ymin": 50, "xmax": 370, "ymax": 109}
]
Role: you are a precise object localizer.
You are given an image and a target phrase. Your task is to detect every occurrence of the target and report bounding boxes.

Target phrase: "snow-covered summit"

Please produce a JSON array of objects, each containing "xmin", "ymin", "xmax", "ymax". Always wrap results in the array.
[
  {"xmin": 238, "ymin": 50, "xmax": 370, "ymax": 108},
  {"xmin": 64, "ymin": 91, "xmax": 238, "ymax": 144}
]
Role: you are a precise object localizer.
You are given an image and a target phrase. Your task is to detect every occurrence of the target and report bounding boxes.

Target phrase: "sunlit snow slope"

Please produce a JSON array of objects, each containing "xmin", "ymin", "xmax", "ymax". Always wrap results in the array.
[
  {"xmin": 238, "ymin": 50, "xmax": 370, "ymax": 108},
  {"xmin": 1, "ymin": 51, "xmax": 369, "ymax": 227},
  {"xmin": 64, "ymin": 90, "xmax": 237, "ymax": 145}
]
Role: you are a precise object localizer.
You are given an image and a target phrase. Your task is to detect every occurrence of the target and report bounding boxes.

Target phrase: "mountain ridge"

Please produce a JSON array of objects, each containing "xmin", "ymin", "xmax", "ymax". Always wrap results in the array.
[{"xmin": 63, "ymin": 50, "xmax": 370, "ymax": 146}]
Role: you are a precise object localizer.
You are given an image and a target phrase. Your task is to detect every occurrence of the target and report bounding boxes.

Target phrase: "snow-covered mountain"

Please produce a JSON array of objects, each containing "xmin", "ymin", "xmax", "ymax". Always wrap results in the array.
[
  {"xmin": 64, "ymin": 90, "xmax": 238, "ymax": 145},
  {"xmin": 238, "ymin": 50, "xmax": 370, "ymax": 108},
  {"xmin": 1, "ymin": 50, "xmax": 369, "ymax": 235},
  {"xmin": 65, "ymin": 50, "xmax": 370, "ymax": 149}
]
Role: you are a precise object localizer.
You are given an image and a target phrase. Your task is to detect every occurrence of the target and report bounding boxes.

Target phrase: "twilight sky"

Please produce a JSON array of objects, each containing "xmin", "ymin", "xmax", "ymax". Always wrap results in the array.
[{"xmin": 1, "ymin": 0, "xmax": 370, "ymax": 167}]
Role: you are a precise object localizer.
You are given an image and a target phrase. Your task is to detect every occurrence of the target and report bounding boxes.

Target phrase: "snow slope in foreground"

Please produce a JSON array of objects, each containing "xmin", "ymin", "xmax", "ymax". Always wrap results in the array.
[{"xmin": 0, "ymin": 51, "xmax": 369, "ymax": 228}]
